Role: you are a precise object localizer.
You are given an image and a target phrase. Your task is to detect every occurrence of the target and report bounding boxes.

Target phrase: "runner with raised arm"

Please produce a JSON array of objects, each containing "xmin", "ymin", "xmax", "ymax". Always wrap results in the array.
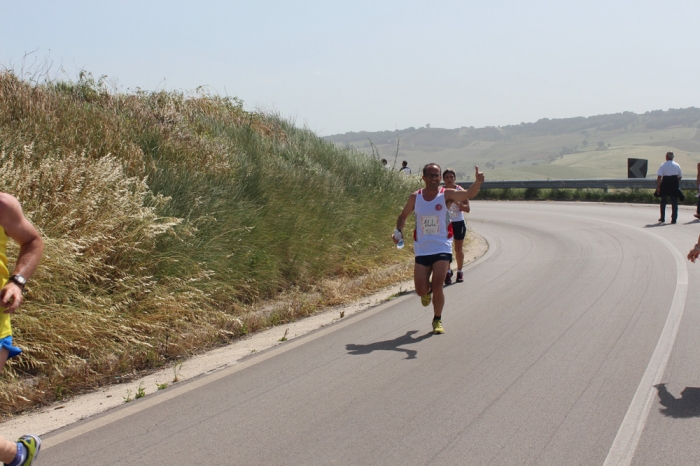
[
  {"xmin": 442, "ymin": 168, "xmax": 470, "ymax": 284},
  {"xmin": 392, "ymin": 165, "xmax": 484, "ymax": 334}
]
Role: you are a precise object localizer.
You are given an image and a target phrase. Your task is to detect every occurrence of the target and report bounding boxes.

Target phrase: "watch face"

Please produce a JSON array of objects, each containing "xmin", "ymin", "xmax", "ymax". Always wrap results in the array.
[{"xmin": 11, "ymin": 275, "xmax": 26, "ymax": 286}]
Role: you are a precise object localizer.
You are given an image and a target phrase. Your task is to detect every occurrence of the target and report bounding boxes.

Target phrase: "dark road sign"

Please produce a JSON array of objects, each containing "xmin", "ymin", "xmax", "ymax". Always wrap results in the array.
[{"xmin": 628, "ymin": 158, "xmax": 648, "ymax": 178}]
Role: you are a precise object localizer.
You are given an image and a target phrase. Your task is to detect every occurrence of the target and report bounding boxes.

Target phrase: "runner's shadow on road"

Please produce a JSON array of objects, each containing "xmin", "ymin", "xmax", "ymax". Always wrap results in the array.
[
  {"xmin": 654, "ymin": 384, "xmax": 700, "ymax": 418},
  {"xmin": 644, "ymin": 223, "xmax": 668, "ymax": 228},
  {"xmin": 346, "ymin": 331, "xmax": 433, "ymax": 360}
]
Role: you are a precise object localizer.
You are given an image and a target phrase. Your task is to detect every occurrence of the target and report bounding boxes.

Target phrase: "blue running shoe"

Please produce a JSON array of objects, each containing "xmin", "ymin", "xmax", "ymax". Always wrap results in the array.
[{"xmin": 17, "ymin": 435, "xmax": 41, "ymax": 465}]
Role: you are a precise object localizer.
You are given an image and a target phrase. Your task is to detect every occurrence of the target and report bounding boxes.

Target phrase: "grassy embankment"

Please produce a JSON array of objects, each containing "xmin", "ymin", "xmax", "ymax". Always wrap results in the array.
[{"xmin": 0, "ymin": 71, "xmax": 420, "ymax": 416}]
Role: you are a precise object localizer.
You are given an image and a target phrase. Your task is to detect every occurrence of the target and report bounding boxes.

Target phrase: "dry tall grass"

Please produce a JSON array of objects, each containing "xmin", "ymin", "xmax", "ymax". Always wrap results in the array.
[{"xmin": 0, "ymin": 71, "xmax": 418, "ymax": 416}]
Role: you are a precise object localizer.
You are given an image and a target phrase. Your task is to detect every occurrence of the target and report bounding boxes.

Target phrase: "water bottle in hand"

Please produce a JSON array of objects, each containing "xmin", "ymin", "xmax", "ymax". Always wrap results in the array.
[{"xmin": 393, "ymin": 229, "xmax": 404, "ymax": 249}]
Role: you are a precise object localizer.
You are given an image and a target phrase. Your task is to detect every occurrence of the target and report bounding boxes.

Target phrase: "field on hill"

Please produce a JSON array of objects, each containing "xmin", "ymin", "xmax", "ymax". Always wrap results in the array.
[{"xmin": 327, "ymin": 110, "xmax": 700, "ymax": 181}]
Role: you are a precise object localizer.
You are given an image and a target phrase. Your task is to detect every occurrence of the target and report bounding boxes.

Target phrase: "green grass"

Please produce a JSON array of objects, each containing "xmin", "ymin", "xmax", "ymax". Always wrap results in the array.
[{"xmin": 0, "ymin": 70, "xmax": 420, "ymax": 415}]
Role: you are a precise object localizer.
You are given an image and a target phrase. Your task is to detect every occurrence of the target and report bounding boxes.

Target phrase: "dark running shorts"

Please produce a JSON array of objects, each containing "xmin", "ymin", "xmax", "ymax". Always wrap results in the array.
[
  {"xmin": 451, "ymin": 220, "xmax": 467, "ymax": 241},
  {"xmin": 415, "ymin": 253, "xmax": 452, "ymax": 267}
]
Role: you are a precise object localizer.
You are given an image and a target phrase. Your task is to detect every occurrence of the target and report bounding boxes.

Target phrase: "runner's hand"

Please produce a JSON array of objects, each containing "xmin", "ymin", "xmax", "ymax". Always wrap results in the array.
[
  {"xmin": 475, "ymin": 165, "xmax": 485, "ymax": 183},
  {"xmin": 688, "ymin": 246, "xmax": 700, "ymax": 263},
  {"xmin": 0, "ymin": 283, "xmax": 23, "ymax": 314}
]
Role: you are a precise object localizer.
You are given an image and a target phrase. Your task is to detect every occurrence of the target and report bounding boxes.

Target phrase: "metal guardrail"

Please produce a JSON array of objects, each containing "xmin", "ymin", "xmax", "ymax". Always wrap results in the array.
[{"xmin": 457, "ymin": 179, "xmax": 697, "ymax": 190}]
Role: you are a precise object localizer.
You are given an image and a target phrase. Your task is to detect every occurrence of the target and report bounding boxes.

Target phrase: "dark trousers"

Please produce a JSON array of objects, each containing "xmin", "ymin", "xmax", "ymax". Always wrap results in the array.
[
  {"xmin": 696, "ymin": 195, "xmax": 700, "ymax": 214},
  {"xmin": 660, "ymin": 196, "xmax": 678, "ymax": 222}
]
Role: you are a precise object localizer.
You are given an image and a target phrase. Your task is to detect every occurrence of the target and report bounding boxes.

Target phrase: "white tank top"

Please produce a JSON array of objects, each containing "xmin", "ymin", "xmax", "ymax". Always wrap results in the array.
[
  {"xmin": 413, "ymin": 188, "xmax": 453, "ymax": 257},
  {"xmin": 448, "ymin": 186, "xmax": 465, "ymax": 222}
]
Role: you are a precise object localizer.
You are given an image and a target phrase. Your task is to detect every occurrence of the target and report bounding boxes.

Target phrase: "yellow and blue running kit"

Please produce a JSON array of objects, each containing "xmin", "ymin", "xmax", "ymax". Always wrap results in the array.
[
  {"xmin": 0, "ymin": 225, "xmax": 22, "ymax": 359},
  {"xmin": 0, "ymin": 226, "xmax": 10, "ymax": 338}
]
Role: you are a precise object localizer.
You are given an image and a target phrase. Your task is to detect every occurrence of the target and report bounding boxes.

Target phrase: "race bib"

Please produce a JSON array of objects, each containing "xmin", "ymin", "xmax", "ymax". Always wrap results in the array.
[{"xmin": 420, "ymin": 215, "xmax": 440, "ymax": 235}]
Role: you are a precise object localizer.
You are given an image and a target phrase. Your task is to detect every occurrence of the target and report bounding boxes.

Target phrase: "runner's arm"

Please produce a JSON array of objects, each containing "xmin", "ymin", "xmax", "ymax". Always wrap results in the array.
[
  {"xmin": 446, "ymin": 166, "xmax": 484, "ymax": 203},
  {"xmin": 0, "ymin": 193, "xmax": 44, "ymax": 314},
  {"xmin": 393, "ymin": 193, "xmax": 417, "ymax": 243},
  {"xmin": 453, "ymin": 187, "xmax": 470, "ymax": 213},
  {"xmin": 688, "ymin": 234, "xmax": 700, "ymax": 263}
]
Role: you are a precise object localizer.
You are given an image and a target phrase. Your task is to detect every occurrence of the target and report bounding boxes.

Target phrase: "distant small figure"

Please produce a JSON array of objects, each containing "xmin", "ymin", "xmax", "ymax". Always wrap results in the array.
[
  {"xmin": 399, "ymin": 160, "xmax": 411, "ymax": 175},
  {"xmin": 381, "ymin": 158, "xmax": 389, "ymax": 169},
  {"xmin": 656, "ymin": 152, "xmax": 682, "ymax": 224}
]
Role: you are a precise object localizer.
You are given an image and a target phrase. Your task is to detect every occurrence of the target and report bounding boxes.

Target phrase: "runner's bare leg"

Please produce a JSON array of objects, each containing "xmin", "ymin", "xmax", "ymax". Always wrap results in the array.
[
  {"xmin": 0, "ymin": 347, "xmax": 18, "ymax": 464},
  {"xmin": 414, "ymin": 263, "xmax": 432, "ymax": 297},
  {"xmin": 0, "ymin": 435, "xmax": 18, "ymax": 464},
  {"xmin": 0, "ymin": 347, "xmax": 8, "ymax": 371},
  {"xmin": 430, "ymin": 260, "xmax": 450, "ymax": 317},
  {"xmin": 454, "ymin": 238, "xmax": 464, "ymax": 270}
]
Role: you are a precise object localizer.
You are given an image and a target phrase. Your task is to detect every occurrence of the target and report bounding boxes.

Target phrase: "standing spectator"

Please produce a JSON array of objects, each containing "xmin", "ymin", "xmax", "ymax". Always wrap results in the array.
[
  {"xmin": 656, "ymin": 152, "xmax": 682, "ymax": 224},
  {"xmin": 381, "ymin": 159, "xmax": 390, "ymax": 170},
  {"xmin": 399, "ymin": 160, "xmax": 411, "ymax": 175},
  {"xmin": 0, "ymin": 193, "xmax": 45, "ymax": 466}
]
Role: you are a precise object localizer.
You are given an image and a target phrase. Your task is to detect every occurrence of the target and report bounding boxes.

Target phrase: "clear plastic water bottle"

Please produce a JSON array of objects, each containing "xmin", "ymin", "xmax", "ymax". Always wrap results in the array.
[{"xmin": 394, "ymin": 229, "xmax": 404, "ymax": 249}]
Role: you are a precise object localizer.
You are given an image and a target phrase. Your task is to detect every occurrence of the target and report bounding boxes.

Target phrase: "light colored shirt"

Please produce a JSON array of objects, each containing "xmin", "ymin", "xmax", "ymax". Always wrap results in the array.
[
  {"xmin": 413, "ymin": 188, "xmax": 453, "ymax": 257},
  {"xmin": 448, "ymin": 186, "xmax": 465, "ymax": 222},
  {"xmin": 657, "ymin": 160, "xmax": 682, "ymax": 177}
]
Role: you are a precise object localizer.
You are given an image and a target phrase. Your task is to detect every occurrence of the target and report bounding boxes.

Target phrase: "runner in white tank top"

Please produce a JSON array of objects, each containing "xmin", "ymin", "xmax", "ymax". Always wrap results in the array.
[
  {"xmin": 392, "ymin": 164, "xmax": 484, "ymax": 334},
  {"xmin": 412, "ymin": 187, "xmax": 453, "ymax": 257},
  {"xmin": 443, "ymin": 168, "xmax": 470, "ymax": 284}
]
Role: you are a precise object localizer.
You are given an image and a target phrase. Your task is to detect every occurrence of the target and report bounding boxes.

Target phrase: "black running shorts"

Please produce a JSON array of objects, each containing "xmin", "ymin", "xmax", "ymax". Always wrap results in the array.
[
  {"xmin": 451, "ymin": 220, "xmax": 467, "ymax": 241},
  {"xmin": 415, "ymin": 253, "xmax": 452, "ymax": 267}
]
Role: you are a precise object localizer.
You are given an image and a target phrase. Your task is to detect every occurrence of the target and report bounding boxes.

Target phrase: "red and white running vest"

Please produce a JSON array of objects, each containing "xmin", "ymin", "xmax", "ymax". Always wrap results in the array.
[{"xmin": 413, "ymin": 188, "xmax": 453, "ymax": 257}]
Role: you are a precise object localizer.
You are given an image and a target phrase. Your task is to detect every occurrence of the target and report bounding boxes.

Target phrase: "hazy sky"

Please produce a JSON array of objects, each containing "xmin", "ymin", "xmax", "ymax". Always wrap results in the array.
[{"xmin": 2, "ymin": 0, "xmax": 699, "ymax": 136}]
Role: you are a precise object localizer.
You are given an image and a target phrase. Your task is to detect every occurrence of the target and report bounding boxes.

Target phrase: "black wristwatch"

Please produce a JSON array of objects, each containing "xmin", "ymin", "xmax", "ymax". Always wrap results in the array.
[{"xmin": 9, "ymin": 274, "xmax": 26, "ymax": 288}]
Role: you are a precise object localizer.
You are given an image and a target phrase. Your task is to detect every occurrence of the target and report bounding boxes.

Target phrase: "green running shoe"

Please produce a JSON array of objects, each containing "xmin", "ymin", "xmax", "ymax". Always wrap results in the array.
[
  {"xmin": 421, "ymin": 292, "xmax": 432, "ymax": 307},
  {"xmin": 432, "ymin": 319, "xmax": 445, "ymax": 334},
  {"xmin": 17, "ymin": 435, "xmax": 41, "ymax": 465}
]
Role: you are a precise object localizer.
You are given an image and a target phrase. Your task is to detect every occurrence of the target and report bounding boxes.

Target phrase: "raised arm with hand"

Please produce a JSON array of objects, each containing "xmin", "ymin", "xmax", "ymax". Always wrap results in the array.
[{"xmin": 446, "ymin": 166, "xmax": 484, "ymax": 205}]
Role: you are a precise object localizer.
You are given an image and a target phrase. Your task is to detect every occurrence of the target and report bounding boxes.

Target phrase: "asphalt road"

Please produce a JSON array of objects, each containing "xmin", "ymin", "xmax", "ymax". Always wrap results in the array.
[{"xmin": 41, "ymin": 202, "xmax": 700, "ymax": 465}]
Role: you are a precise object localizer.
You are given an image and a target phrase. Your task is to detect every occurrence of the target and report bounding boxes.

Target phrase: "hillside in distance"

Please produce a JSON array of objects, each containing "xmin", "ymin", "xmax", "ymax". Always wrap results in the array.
[{"xmin": 326, "ymin": 108, "xmax": 700, "ymax": 181}]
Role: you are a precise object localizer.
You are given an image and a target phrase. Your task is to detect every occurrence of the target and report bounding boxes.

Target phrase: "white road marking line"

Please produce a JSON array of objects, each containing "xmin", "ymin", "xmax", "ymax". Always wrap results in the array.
[
  {"xmin": 602, "ymin": 232, "xmax": 687, "ymax": 466},
  {"xmin": 552, "ymin": 215, "xmax": 692, "ymax": 466}
]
